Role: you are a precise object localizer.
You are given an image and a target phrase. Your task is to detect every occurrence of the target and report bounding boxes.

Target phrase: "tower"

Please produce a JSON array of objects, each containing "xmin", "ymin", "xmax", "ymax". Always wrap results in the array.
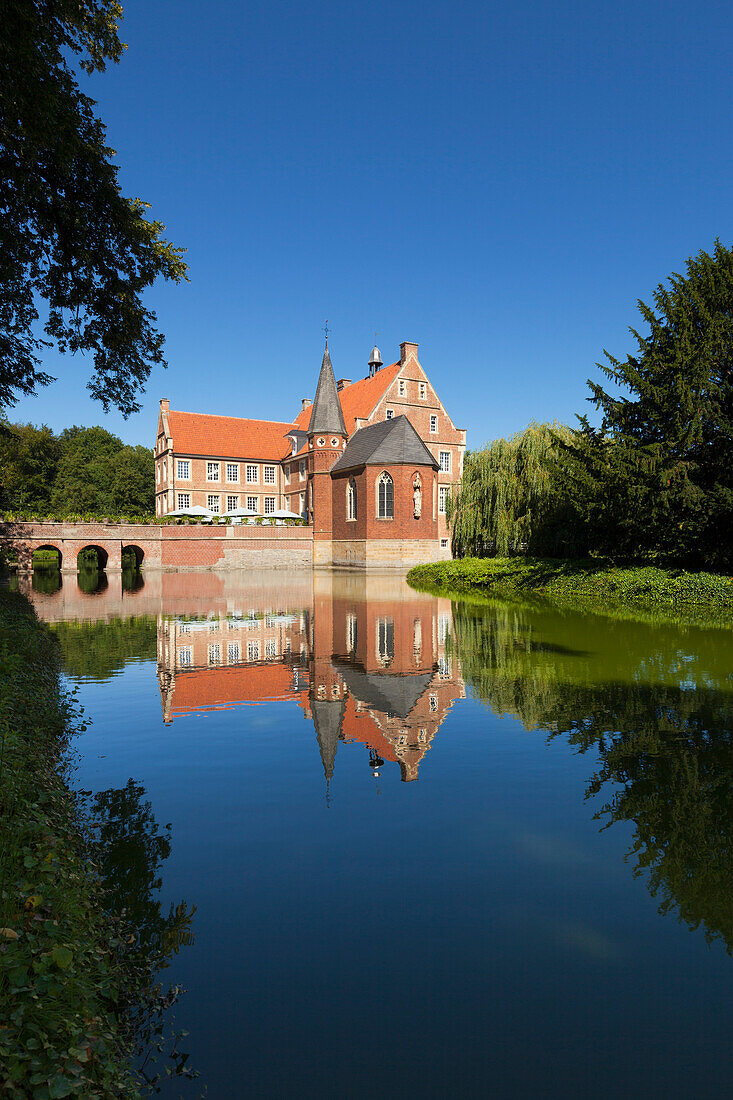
[{"xmin": 308, "ymin": 339, "xmax": 347, "ymax": 563}]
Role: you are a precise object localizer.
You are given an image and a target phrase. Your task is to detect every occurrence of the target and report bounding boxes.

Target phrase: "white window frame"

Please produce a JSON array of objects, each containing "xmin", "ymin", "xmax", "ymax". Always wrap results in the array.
[
  {"xmin": 177, "ymin": 459, "xmax": 190, "ymax": 480},
  {"xmin": 264, "ymin": 497, "xmax": 276, "ymax": 515},
  {"xmin": 347, "ymin": 612, "xmax": 357, "ymax": 653},
  {"xmin": 284, "ymin": 466, "xmax": 290, "ymax": 484},
  {"xmin": 226, "ymin": 495, "xmax": 239, "ymax": 512},
  {"xmin": 226, "ymin": 462, "xmax": 239, "ymax": 482},
  {"xmin": 246, "ymin": 495, "xmax": 258, "ymax": 512},
  {"xmin": 246, "ymin": 464, "xmax": 258, "ymax": 483},
  {"xmin": 438, "ymin": 485, "xmax": 449, "ymax": 514},
  {"xmin": 247, "ymin": 640, "xmax": 260, "ymax": 662},
  {"xmin": 208, "ymin": 643, "xmax": 222, "ymax": 665},
  {"xmin": 386, "ymin": 408, "xmax": 394, "ymax": 420},
  {"xmin": 207, "ymin": 461, "xmax": 220, "ymax": 482},
  {"xmin": 439, "ymin": 451, "xmax": 451, "ymax": 473},
  {"xmin": 377, "ymin": 471, "xmax": 394, "ymax": 519},
  {"xmin": 177, "ymin": 492, "xmax": 190, "ymax": 510},
  {"xmin": 430, "ymin": 415, "xmax": 438, "ymax": 433},
  {"xmin": 265, "ymin": 639, "xmax": 277, "ymax": 659},
  {"xmin": 228, "ymin": 642, "xmax": 240, "ymax": 662},
  {"xmin": 178, "ymin": 646, "xmax": 192, "ymax": 667},
  {"xmin": 299, "ymin": 461, "xmax": 306, "ymax": 481},
  {"xmin": 264, "ymin": 465, "xmax": 276, "ymax": 485},
  {"xmin": 419, "ymin": 382, "xmax": 427, "ymax": 400},
  {"xmin": 398, "ymin": 380, "xmax": 406, "ymax": 397},
  {"xmin": 207, "ymin": 494, "xmax": 220, "ymax": 513},
  {"xmin": 347, "ymin": 477, "xmax": 357, "ymax": 521}
]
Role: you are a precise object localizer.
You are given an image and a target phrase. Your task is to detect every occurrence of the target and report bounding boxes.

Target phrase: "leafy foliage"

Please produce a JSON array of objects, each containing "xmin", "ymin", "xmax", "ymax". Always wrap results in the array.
[
  {"xmin": 0, "ymin": 591, "xmax": 196, "ymax": 1096},
  {"xmin": 0, "ymin": 420, "xmax": 155, "ymax": 515},
  {"xmin": 447, "ymin": 422, "xmax": 578, "ymax": 558},
  {"xmin": 564, "ymin": 240, "xmax": 733, "ymax": 569},
  {"xmin": 0, "ymin": 0, "xmax": 187, "ymax": 414}
]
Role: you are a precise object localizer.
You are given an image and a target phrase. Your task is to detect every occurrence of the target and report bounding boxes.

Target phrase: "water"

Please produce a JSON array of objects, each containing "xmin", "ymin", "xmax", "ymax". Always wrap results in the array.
[{"xmin": 22, "ymin": 568, "xmax": 733, "ymax": 1098}]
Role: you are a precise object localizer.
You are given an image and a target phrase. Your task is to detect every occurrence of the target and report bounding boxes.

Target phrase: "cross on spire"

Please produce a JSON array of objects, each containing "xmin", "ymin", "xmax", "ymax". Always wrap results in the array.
[{"xmin": 323, "ymin": 319, "xmax": 330, "ymax": 346}]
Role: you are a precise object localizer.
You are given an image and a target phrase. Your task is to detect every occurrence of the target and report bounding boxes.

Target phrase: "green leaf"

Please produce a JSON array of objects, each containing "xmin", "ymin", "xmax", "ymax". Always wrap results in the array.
[
  {"xmin": 51, "ymin": 946, "xmax": 73, "ymax": 970},
  {"xmin": 49, "ymin": 1077, "xmax": 74, "ymax": 1098}
]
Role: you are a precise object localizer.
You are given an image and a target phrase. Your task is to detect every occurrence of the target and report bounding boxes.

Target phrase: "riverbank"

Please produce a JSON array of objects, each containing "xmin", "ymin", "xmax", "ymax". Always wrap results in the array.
[
  {"xmin": 0, "ymin": 590, "xmax": 138, "ymax": 1097},
  {"xmin": 407, "ymin": 558, "xmax": 733, "ymax": 619}
]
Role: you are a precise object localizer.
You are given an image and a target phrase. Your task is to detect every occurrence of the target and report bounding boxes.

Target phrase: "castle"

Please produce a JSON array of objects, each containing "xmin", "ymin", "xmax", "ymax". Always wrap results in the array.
[{"xmin": 155, "ymin": 339, "xmax": 466, "ymax": 567}]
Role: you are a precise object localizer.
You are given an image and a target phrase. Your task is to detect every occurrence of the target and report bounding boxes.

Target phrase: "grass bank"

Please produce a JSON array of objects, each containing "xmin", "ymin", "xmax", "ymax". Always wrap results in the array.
[
  {"xmin": 407, "ymin": 558, "xmax": 733, "ymax": 619},
  {"xmin": 0, "ymin": 591, "xmax": 138, "ymax": 1098}
]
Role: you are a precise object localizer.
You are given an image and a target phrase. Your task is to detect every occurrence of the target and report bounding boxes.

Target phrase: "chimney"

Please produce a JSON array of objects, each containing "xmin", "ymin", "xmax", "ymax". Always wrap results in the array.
[
  {"xmin": 400, "ymin": 341, "xmax": 419, "ymax": 365},
  {"xmin": 301, "ymin": 398, "xmax": 312, "ymax": 412},
  {"xmin": 160, "ymin": 398, "xmax": 170, "ymax": 412},
  {"xmin": 337, "ymin": 378, "xmax": 351, "ymax": 391}
]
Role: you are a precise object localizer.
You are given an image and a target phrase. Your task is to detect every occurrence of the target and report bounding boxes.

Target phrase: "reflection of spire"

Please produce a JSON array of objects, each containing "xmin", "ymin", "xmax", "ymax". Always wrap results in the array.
[{"xmin": 312, "ymin": 698, "xmax": 345, "ymax": 782}]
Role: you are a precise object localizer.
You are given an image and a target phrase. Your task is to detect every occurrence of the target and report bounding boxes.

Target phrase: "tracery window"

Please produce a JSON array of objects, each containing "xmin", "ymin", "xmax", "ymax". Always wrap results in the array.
[
  {"xmin": 377, "ymin": 472, "xmax": 393, "ymax": 519},
  {"xmin": 347, "ymin": 477, "xmax": 357, "ymax": 521}
]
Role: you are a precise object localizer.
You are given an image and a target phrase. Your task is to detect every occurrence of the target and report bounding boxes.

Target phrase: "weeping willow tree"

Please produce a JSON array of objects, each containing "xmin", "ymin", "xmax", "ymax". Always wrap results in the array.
[{"xmin": 448, "ymin": 421, "xmax": 578, "ymax": 558}]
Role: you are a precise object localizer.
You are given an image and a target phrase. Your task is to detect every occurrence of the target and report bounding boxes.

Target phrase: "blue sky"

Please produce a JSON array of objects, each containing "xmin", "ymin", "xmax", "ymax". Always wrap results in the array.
[{"xmin": 12, "ymin": 0, "xmax": 733, "ymax": 447}]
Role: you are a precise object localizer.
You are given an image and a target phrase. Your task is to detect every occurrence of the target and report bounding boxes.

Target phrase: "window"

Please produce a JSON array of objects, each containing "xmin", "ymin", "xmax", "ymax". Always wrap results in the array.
[
  {"xmin": 347, "ymin": 612, "xmax": 357, "ymax": 653},
  {"xmin": 178, "ymin": 646, "xmax": 192, "ymax": 667},
  {"xmin": 177, "ymin": 493, "xmax": 190, "ymax": 510},
  {"xmin": 439, "ymin": 656, "xmax": 451, "ymax": 679},
  {"xmin": 438, "ymin": 613, "xmax": 450, "ymax": 643},
  {"xmin": 265, "ymin": 639, "xmax": 277, "ymax": 659},
  {"xmin": 347, "ymin": 477, "xmax": 357, "ymax": 521},
  {"xmin": 284, "ymin": 466, "xmax": 290, "ymax": 484},
  {"xmin": 377, "ymin": 472, "xmax": 394, "ymax": 519},
  {"xmin": 438, "ymin": 485, "xmax": 450, "ymax": 514},
  {"xmin": 246, "ymin": 464, "xmax": 258, "ymax": 483},
  {"xmin": 247, "ymin": 496, "xmax": 258, "ymax": 512},
  {"xmin": 226, "ymin": 463, "xmax": 239, "ymax": 482},
  {"xmin": 207, "ymin": 494, "xmax": 220, "ymax": 513},
  {"xmin": 226, "ymin": 495, "xmax": 238, "ymax": 511},
  {"xmin": 174, "ymin": 459, "xmax": 188, "ymax": 480},
  {"xmin": 247, "ymin": 640, "xmax": 260, "ymax": 661},
  {"xmin": 398, "ymin": 380, "xmax": 405, "ymax": 396},
  {"xmin": 386, "ymin": 408, "xmax": 394, "ymax": 420},
  {"xmin": 376, "ymin": 617, "xmax": 394, "ymax": 666},
  {"xmin": 299, "ymin": 461, "xmax": 306, "ymax": 480},
  {"xmin": 264, "ymin": 497, "xmax": 276, "ymax": 514},
  {"xmin": 299, "ymin": 492, "xmax": 306, "ymax": 516},
  {"xmin": 439, "ymin": 451, "xmax": 451, "ymax": 472},
  {"xmin": 419, "ymin": 382, "xmax": 427, "ymax": 399},
  {"xmin": 430, "ymin": 415, "xmax": 438, "ymax": 433},
  {"xmin": 207, "ymin": 461, "xmax": 220, "ymax": 481},
  {"xmin": 429, "ymin": 693, "xmax": 438, "ymax": 712},
  {"xmin": 208, "ymin": 644, "xmax": 221, "ymax": 665},
  {"xmin": 228, "ymin": 643, "xmax": 240, "ymax": 662},
  {"xmin": 264, "ymin": 466, "xmax": 276, "ymax": 484},
  {"xmin": 440, "ymin": 538, "xmax": 449, "ymax": 548}
]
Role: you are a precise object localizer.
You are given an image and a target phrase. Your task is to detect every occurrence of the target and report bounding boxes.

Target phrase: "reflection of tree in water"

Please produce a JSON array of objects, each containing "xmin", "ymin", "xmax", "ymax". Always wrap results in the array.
[
  {"xmin": 450, "ymin": 600, "xmax": 733, "ymax": 951},
  {"xmin": 51, "ymin": 617, "xmax": 157, "ymax": 680},
  {"xmin": 91, "ymin": 778, "xmax": 197, "ymax": 1088}
]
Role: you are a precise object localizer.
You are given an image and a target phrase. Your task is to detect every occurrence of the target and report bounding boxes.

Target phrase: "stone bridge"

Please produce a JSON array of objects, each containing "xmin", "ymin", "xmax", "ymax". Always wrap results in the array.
[{"xmin": 0, "ymin": 521, "xmax": 314, "ymax": 573}]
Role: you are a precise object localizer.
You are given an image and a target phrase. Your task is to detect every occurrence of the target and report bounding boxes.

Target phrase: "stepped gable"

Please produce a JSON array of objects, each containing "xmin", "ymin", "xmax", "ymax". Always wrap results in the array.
[
  {"xmin": 168, "ymin": 409, "xmax": 296, "ymax": 461},
  {"xmin": 308, "ymin": 344, "xmax": 347, "ymax": 436},
  {"xmin": 330, "ymin": 414, "xmax": 439, "ymax": 474},
  {"xmin": 292, "ymin": 360, "xmax": 401, "ymax": 434}
]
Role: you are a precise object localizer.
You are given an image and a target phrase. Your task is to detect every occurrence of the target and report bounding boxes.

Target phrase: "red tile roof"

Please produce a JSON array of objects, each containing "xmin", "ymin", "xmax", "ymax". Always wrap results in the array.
[
  {"xmin": 168, "ymin": 409, "xmax": 295, "ymax": 460},
  {"xmin": 292, "ymin": 363, "xmax": 401, "ymax": 434},
  {"xmin": 170, "ymin": 663, "xmax": 307, "ymax": 714}
]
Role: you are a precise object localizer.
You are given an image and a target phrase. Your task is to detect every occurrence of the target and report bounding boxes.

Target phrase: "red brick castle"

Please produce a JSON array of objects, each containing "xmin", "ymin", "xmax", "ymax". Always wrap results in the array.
[{"xmin": 155, "ymin": 340, "xmax": 466, "ymax": 567}]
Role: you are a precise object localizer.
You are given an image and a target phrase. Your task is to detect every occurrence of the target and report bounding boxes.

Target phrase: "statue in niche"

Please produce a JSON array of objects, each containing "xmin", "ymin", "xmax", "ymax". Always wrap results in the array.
[{"xmin": 413, "ymin": 474, "xmax": 422, "ymax": 518}]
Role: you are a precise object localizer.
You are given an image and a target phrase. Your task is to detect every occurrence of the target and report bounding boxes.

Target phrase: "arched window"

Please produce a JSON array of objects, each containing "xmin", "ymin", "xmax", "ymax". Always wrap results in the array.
[
  {"xmin": 377, "ymin": 472, "xmax": 393, "ymax": 519},
  {"xmin": 347, "ymin": 477, "xmax": 357, "ymax": 520}
]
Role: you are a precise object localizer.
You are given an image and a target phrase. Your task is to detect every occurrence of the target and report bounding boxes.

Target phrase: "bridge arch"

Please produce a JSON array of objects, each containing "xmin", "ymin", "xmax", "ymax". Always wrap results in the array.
[
  {"xmin": 32, "ymin": 544, "xmax": 63, "ymax": 570},
  {"xmin": 122, "ymin": 544, "xmax": 145, "ymax": 570},
  {"xmin": 77, "ymin": 544, "xmax": 109, "ymax": 571}
]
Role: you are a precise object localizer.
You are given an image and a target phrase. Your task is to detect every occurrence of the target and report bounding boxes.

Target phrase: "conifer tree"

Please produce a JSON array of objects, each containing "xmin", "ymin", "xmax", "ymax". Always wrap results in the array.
[{"xmin": 567, "ymin": 241, "xmax": 733, "ymax": 568}]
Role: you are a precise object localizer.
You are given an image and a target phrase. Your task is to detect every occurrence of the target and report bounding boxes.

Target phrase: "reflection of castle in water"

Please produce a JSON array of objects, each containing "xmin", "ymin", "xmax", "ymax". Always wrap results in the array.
[{"xmin": 157, "ymin": 573, "xmax": 464, "ymax": 782}]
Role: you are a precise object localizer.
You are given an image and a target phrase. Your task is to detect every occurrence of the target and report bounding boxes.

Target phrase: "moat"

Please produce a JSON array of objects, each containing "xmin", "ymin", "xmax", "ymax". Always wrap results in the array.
[{"xmin": 20, "ymin": 566, "xmax": 733, "ymax": 1097}]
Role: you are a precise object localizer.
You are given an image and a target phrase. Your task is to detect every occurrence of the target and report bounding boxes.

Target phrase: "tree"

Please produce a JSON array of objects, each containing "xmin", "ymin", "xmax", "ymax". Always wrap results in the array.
[
  {"xmin": 448, "ymin": 422, "xmax": 579, "ymax": 558},
  {"xmin": 52, "ymin": 424, "xmax": 123, "ymax": 512},
  {"xmin": 567, "ymin": 241, "xmax": 733, "ymax": 568},
  {"xmin": 0, "ymin": 419, "xmax": 62, "ymax": 510},
  {"xmin": 112, "ymin": 444, "xmax": 155, "ymax": 513},
  {"xmin": 0, "ymin": 0, "xmax": 187, "ymax": 415}
]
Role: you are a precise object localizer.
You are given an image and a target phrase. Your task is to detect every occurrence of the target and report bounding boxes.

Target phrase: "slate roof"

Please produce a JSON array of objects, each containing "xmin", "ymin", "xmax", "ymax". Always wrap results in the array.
[
  {"xmin": 330, "ymin": 414, "xmax": 439, "ymax": 474},
  {"xmin": 308, "ymin": 345, "xmax": 347, "ymax": 436},
  {"xmin": 312, "ymin": 698, "xmax": 345, "ymax": 780},
  {"xmin": 168, "ymin": 409, "xmax": 295, "ymax": 461},
  {"xmin": 337, "ymin": 663, "xmax": 434, "ymax": 719}
]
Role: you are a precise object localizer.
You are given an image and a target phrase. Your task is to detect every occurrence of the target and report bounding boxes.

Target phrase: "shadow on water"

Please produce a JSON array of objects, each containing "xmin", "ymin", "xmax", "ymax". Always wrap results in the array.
[
  {"xmin": 86, "ymin": 778, "xmax": 197, "ymax": 1090},
  {"xmin": 448, "ymin": 597, "xmax": 733, "ymax": 951}
]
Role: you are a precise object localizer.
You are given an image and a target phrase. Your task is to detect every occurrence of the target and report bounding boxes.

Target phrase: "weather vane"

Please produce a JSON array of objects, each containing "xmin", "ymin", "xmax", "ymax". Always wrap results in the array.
[{"xmin": 323, "ymin": 319, "xmax": 329, "ymax": 345}]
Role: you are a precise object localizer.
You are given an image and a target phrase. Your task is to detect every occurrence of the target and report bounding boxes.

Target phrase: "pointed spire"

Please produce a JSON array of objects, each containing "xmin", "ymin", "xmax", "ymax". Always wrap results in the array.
[
  {"xmin": 309, "ymin": 341, "xmax": 347, "ymax": 436},
  {"xmin": 312, "ymin": 698, "xmax": 345, "ymax": 782}
]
